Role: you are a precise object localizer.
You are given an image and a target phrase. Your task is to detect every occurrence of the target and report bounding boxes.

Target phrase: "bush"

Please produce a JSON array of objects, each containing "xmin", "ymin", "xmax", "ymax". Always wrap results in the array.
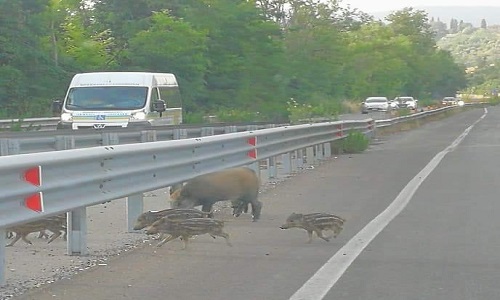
[
  {"xmin": 287, "ymin": 98, "xmax": 340, "ymax": 124},
  {"xmin": 216, "ymin": 109, "xmax": 261, "ymax": 122},
  {"xmin": 183, "ymin": 111, "xmax": 205, "ymax": 124},
  {"xmin": 341, "ymin": 130, "xmax": 370, "ymax": 154}
]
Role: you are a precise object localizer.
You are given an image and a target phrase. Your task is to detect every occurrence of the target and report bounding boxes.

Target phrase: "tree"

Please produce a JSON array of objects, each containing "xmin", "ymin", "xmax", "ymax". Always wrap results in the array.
[
  {"xmin": 0, "ymin": 0, "xmax": 68, "ymax": 117},
  {"xmin": 126, "ymin": 11, "xmax": 208, "ymax": 111},
  {"xmin": 386, "ymin": 8, "xmax": 435, "ymax": 52},
  {"xmin": 481, "ymin": 19, "xmax": 487, "ymax": 29},
  {"xmin": 450, "ymin": 18, "xmax": 458, "ymax": 34},
  {"xmin": 343, "ymin": 23, "xmax": 412, "ymax": 98},
  {"xmin": 180, "ymin": 0, "xmax": 287, "ymax": 115}
]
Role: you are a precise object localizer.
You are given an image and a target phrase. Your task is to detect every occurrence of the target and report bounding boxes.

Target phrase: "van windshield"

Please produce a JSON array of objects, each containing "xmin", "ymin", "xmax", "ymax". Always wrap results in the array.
[
  {"xmin": 365, "ymin": 98, "xmax": 387, "ymax": 103},
  {"xmin": 65, "ymin": 87, "xmax": 148, "ymax": 110}
]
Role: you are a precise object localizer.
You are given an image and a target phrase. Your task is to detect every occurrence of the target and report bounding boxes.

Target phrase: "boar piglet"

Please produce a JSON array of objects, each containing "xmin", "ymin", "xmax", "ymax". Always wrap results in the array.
[
  {"xmin": 6, "ymin": 214, "xmax": 67, "ymax": 246},
  {"xmin": 280, "ymin": 212, "xmax": 345, "ymax": 243},
  {"xmin": 145, "ymin": 217, "xmax": 232, "ymax": 249},
  {"xmin": 133, "ymin": 208, "xmax": 212, "ymax": 230}
]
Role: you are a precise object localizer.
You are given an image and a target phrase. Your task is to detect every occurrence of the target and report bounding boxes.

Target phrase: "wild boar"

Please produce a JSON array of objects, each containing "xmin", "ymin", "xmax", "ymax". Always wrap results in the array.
[
  {"xmin": 6, "ymin": 214, "xmax": 67, "ymax": 246},
  {"xmin": 280, "ymin": 212, "xmax": 345, "ymax": 243},
  {"xmin": 145, "ymin": 217, "xmax": 232, "ymax": 249},
  {"xmin": 133, "ymin": 208, "xmax": 212, "ymax": 230},
  {"xmin": 170, "ymin": 167, "xmax": 262, "ymax": 221}
]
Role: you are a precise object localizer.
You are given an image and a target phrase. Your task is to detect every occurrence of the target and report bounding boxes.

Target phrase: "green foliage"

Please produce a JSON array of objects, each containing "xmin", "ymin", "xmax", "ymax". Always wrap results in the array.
[
  {"xmin": 0, "ymin": 1, "xmax": 471, "ymax": 120},
  {"xmin": 417, "ymin": 98, "xmax": 439, "ymax": 107},
  {"xmin": 125, "ymin": 11, "xmax": 209, "ymax": 110},
  {"xmin": 341, "ymin": 131, "xmax": 370, "ymax": 154},
  {"xmin": 488, "ymin": 96, "xmax": 500, "ymax": 105},
  {"xmin": 397, "ymin": 108, "xmax": 412, "ymax": 116},
  {"xmin": 286, "ymin": 97, "xmax": 340, "ymax": 123},
  {"xmin": 215, "ymin": 109, "xmax": 263, "ymax": 123},
  {"xmin": 183, "ymin": 111, "xmax": 205, "ymax": 124}
]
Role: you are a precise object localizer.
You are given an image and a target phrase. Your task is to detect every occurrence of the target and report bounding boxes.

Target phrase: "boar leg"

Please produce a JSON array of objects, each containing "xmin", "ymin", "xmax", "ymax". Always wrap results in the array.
[
  {"xmin": 332, "ymin": 225, "xmax": 343, "ymax": 238},
  {"xmin": 314, "ymin": 229, "xmax": 330, "ymax": 242},
  {"xmin": 21, "ymin": 234, "xmax": 34, "ymax": 245},
  {"xmin": 38, "ymin": 230, "xmax": 50, "ymax": 239},
  {"xmin": 6, "ymin": 234, "xmax": 23, "ymax": 247},
  {"xmin": 306, "ymin": 230, "xmax": 314, "ymax": 243},
  {"xmin": 211, "ymin": 229, "xmax": 232, "ymax": 247},
  {"xmin": 157, "ymin": 234, "xmax": 179, "ymax": 247},
  {"xmin": 250, "ymin": 201, "xmax": 263, "ymax": 221},
  {"xmin": 180, "ymin": 235, "xmax": 191, "ymax": 250},
  {"xmin": 47, "ymin": 231, "xmax": 62, "ymax": 244}
]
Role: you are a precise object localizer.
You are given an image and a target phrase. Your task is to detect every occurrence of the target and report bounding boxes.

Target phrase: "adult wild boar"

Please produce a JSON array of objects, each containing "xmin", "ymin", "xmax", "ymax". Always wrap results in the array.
[{"xmin": 170, "ymin": 167, "xmax": 262, "ymax": 221}]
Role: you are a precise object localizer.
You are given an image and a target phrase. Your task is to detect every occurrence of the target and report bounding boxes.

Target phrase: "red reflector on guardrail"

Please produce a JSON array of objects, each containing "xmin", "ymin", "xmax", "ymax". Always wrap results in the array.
[
  {"xmin": 247, "ymin": 137, "xmax": 256, "ymax": 146},
  {"xmin": 25, "ymin": 192, "xmax": 44, "ymax": 212},
  {"xmin": 24, "ymin": 166, "xmax": 42, "ymax": 186},
  {"xmin": 248, "ymin": 149, "xmax": 257, "ymax": 159}
]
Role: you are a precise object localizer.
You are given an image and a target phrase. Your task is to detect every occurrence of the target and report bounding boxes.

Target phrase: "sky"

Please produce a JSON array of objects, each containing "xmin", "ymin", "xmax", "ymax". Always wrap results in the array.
[{"xmin": 342, "ymin": 0, "xmax": 500, "ymax": 13}]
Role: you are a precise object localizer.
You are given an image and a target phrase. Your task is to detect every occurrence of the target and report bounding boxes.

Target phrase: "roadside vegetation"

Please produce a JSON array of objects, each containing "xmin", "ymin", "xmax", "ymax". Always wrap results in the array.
[
  {"xmin": 0, "ymin": 1, "xmax": 489, "ymax": 123},
  {"xmin": 341, "ymin": 131, "xmax": 370, "ymax": 154}
]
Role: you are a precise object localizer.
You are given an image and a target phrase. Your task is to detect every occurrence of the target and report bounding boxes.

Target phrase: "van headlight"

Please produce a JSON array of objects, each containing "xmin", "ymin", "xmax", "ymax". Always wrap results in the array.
[
  {"xmin": 130, "ymin": 111, "xmax": 146, "ymax": 120},
  {"xmin": 61, "ymin": 112, "xmax": 73, "ymax": 122}
]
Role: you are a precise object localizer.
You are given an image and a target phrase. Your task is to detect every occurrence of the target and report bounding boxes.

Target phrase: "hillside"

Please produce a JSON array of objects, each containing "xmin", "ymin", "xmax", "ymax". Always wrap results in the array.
[
  {"xmin": 371, "ymin": 6, "xmax": 500, "ymax": 27},
  {"xmin": 437, "ymin": 26, "xmax": 500, "ymax": 67}
]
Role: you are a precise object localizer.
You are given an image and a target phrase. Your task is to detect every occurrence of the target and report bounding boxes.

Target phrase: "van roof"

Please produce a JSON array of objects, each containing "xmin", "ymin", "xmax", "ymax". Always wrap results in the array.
[{"xmin": 70, "ymin": 72, "xmax": 178, "ymax": 87}]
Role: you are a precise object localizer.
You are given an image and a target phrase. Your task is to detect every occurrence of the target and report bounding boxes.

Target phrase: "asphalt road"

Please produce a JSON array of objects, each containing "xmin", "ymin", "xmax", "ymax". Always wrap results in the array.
[{"xmin": 14, "ymin": 106, "xmax": 499, "ymax": 300}]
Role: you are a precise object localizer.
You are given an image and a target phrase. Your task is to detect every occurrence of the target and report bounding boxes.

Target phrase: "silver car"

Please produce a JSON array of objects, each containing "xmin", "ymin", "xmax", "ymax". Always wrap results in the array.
[{"xmin": 361, "ymin": 97, "xmax": 390, "ymax": 114}]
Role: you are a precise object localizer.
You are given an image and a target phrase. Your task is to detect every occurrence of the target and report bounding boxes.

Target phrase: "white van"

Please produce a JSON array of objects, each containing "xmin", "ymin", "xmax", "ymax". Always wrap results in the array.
[{"xmin": 52, "ymin": 72, "xmax": 183, "ymax": 130}]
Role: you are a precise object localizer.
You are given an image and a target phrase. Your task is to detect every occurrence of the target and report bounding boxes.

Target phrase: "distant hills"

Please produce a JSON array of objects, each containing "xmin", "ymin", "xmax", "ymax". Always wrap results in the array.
[{"xmin": 371, "ymin": 6, "xmax": 500, "ymax": 27}]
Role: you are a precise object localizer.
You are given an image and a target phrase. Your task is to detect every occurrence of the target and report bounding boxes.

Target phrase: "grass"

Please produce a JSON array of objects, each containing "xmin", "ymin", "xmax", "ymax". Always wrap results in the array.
[{"xmin": 341, "ymin": 130, "xmax": 370, "ymax": 154}]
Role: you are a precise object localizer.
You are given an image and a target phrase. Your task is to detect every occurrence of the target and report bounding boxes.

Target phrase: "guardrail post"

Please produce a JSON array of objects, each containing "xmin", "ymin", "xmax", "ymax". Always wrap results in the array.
[
  {"xmin": 297, "ymin": 149, "xmax": 304, "ymax": 169},
  {"xmin": 306, "ymin": 146, "xmax": 315, "ymax": 166},
  {"xmin": 173, "ymin": 128, "xmax": 188, "ymax": 140},
  {"xmin": 125, "ymin": 131, "xmax": 158, "ymax": 233},
  {"xmin": 268, "ymin": 156, "xmax": 278, "ymax": 179},
  {"xmin": 55, "ymin": 136, "xmax": 75, "ymax": 150},
  {"xmin": 323, "ymin": 142, "xmax": 332, "ymax": 158},
  {"xmin": 224, "ymin": 125, "xmax": 237, "ymax": 134},
  {"xmin": 246, "ymin": 125, "xmax": 259, "ymax": 131},
  {"xmin": 55, "ymin": 137, "xmax": 88, "ymax": 256},
  {"xmin": 0, "ymin": 139, "xmax": 20, "ymax": 156},
  {"xmin": 140, "ymin": 130, "xmax": 157, "ymax": 142},
  {"xmin": 0, "ymin": 228, "xmax": 5, "ymax": 285},
  {"xmin": 127, "ymin": 193, "xmax": 143, "ymax": 233},
  {"xmin": 291, "ymin": 151, "xmax": 298, "ymax": 173},
  {"xmin": 102, "ymin": 132, "xmax": 119, "ymax": 145},
  {"xmin": 315, "ymin": 144, "xmax": 324, "ymax": 160},
  {"xmin": 201, "ymin": 127, "xmax": 214, "ymax": 136},
  {"xmin": 67, "ymin": 208, "xmax": 88, "ymax": 256},
  {"xmin": 281, "ymin": 152, "xmax": 291, "ymax": 175}
]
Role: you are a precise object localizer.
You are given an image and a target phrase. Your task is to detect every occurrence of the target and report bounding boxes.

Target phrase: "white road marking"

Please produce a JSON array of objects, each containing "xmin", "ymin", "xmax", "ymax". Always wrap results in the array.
[{"xmin": 289, "ymin": 108, "xmax": 488, "ymax": 300}]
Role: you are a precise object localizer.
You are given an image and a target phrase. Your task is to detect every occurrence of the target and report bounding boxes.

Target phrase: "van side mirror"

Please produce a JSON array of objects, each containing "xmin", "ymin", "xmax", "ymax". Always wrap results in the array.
[
  {"xmin": 51, "ymin": 100, "xmax": 62, "ymax": 115},
  {"xmin": 153, "ymin": 99, "xmax": 166, "ymax": 112}
]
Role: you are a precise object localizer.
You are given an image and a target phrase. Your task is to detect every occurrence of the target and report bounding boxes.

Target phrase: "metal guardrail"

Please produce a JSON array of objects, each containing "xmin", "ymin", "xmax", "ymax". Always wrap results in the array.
[
  {"xmin": 0, "ymin": 117, "xmax": 60, "ymax": 131},
  {"xmin": 0, "ymin": 118, "xmax": 374, "ymax": 284},
  {"xmin": 375, "ymin": 106, "xmax": 454, "ymax": 128},
  {"xmin": 0, "ymin": 123, "xmax": 289, "ymax": 155},
  {"xmin": 375, "ymin": 103, "xmax": 485, "ymax": 128}
]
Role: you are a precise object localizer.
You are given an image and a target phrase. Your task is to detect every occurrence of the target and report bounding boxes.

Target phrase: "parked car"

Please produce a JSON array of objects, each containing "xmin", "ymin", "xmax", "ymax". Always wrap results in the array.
[
  {"xmin": 361, "ymin": 97, "xmax": 390, "ymax": 114},
  {"xmin": 442, "ymin": 97, "xmax": 458, "ymax": 105},
  {"xmin": 394, "ymin": 96, "xmax": 418, "ymax": 110}
]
